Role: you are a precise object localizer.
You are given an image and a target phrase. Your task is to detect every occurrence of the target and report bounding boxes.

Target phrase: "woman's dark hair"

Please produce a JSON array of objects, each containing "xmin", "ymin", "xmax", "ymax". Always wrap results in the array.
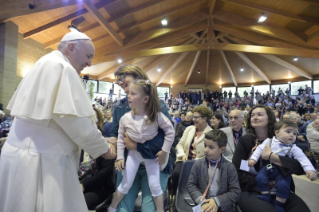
[
  {"xmin": 212, "ymin": 111, "xmax": 226, "ymax": 129},
  {"xmin": 245, "ymin": 105, "xmax": 276, "ymax": 139}
]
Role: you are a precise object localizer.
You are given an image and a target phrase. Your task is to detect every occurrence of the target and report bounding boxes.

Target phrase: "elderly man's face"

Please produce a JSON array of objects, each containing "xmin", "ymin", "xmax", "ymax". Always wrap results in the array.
[
  {"xmin": 229, "ymin": 110, "xmax": 244, "ymax": 131},
  {"xmin": 69, "ymin": 40, "xmax": 95, "ymax": 74},
  {"xmin": 185, "ymin": 112, "xmax": 193, "ymax": 121},
  {"xmin": 0, "ymin": 114, "xmax": 3, "ymax": 120},
  {"xmin": 311, "ymin": 113, "xmax": 318, "ymax": 121}
]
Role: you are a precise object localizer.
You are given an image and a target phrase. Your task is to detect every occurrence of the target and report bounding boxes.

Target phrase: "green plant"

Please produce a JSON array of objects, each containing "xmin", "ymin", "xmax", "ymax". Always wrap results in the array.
[{"xmin": 89, "ymin": 82, "xmax": 95, "ymax": 101}]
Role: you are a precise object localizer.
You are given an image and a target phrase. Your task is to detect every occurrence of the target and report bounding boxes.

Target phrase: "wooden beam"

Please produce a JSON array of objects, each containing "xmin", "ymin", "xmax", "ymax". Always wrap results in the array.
[
  {"xmin": 226, "ymin": 36, "xmax": 313, "ymax": 79},
  {"xmin": 222, "ymin": 0, "xmax": 319, "ymax": 26},
  {"xmin": 102, "ymin": 42, "xmax": 319, "ymax": 62},
  {"xmin": 117, "ymin": 0, "xmax": 205, "ymax": 33},
  {"xmin": 206, "ymin": 49, "xmax": 210, "ymax": 86},
  {"xmin": 23, "ymin": 8, "xmax": 87, "ymax": 39},
  {"xmin": 190, "ymin": 34, "xmax": 200, "ymax": 39},
  {"xmin": 185, "ymin": 50, "xmax": 202, "ymax": 86},
  {"xmin": 0, "ymin": 0, "xmax": 117, "ymax": 21},
  {"xmin": 214, "ymin": 23, "xmax": 310, "ymax": 49},
  {"xmin": 308, "ymin": 30, "xmax": 319, "ymax": 43},
  {"xmin": 209, "ymin": 0, "xmax": 217, "ymax": 16},
  {"xmin": 216, "ymin": 32, "xmax": 228, "ymax": 39},
  {"xmin": 213, "ymin": 10, "xmax": 319, "ymax": 48},
  {"xmin": 220, "ymin": 37, "xmax": 271, "ymax": 83},
  {"xmin": 107, "ymin": 0, "xmax": 166, "ymax": 23},
  {"xmin": 207, "ymin": 15, "xmax": 215, "ymax": 47},
  {"xmin": 156, "ymin": 31, "xmax": 207, "ymax": 86},
  {"xmin": 84, "ymin": 0, "xmax": 123, "ymax": 46},
  {"xmin": 219, "ymin": 50, "xmax": 237, "ymax": 86},
  {"xmin": 299, "ymin": 0, "xmax": 319, "ymax": 6}
]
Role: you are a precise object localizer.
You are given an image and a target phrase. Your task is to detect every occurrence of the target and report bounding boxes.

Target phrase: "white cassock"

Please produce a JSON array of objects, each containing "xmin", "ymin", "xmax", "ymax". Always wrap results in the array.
[{"xmin": 0, "ymin": 50, "xmax": 110, "ymax": 212}]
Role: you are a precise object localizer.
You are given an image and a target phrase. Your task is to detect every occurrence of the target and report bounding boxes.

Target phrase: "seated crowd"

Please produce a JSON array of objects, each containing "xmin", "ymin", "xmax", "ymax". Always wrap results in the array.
[{"xmin": 1, "ymin": 65, "xmax": 319, "ymax": 212}]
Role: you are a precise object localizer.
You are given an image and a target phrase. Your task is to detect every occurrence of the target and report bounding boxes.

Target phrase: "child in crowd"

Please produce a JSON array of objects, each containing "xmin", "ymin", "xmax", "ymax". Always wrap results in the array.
[
  {"xmin": 108, "ymin": 80, "xmax": 175, "ymax": 212},
  {"xmin": 248, "ymin": 120, "xmax": 317, "ymax": 212},
  {"xmin": 187, "ymin": 130, "xmax": 240, "ymax": 212}
]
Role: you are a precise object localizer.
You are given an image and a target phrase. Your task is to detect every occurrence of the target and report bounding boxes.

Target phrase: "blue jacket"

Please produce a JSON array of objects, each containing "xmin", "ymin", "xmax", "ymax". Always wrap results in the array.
[{"xmin": 110, "ymin": 96, "xmax": 171, "ymax": 174}]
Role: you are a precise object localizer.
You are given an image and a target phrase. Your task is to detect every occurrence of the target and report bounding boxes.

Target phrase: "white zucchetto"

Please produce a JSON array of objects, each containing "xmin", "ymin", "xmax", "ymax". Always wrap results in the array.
[{"xmin": 61, "ymin": 31, "xmax": 91, "ymax": 42}]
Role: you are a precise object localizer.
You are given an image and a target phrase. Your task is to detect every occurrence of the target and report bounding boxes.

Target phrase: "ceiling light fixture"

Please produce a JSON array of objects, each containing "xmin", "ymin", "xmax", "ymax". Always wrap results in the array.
[
  {"xmin": 117, "ymin": 58, "xmax": 122, "ymax": 64},
  {"xmin": 219, "ymin": 86, "xmax": 221, "ymax": 88},
  {"xmin": 251, "ymin": 85, "xmax": 254, "ymax": 87},
  {"xmin": 240, "ymin": 68, "xmax": 244, "ymax": 72},
  {"xmin": 258, "ymin": 13, "xmax": 267, "ymax": 23},
  {"xmin": 161, "ymin": 17, "xmax": 168, "ymax": 26},
  {"xmin": 293, "ymin": 57, "xmax": 298, "ymax": 61},
  {"xmin": 157, "ymin": 68, "xmax": 161, "ymax": 72},
  {"xmin": 170, "ymin": 85, "xmax": 173, "ymax": 88},
  {"xmin": 288, "ymin": 81, "xmax": 291, "ymax": 84},
  {"xmin": 198, "ymin": 69, "xmax": 200, "ymax": 74}
]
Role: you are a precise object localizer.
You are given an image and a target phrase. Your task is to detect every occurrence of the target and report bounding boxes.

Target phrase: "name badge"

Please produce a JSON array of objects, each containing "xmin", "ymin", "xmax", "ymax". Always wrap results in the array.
[{"xmin": 192, "ymin": 204, "xmax": 203, "ymax": 212}]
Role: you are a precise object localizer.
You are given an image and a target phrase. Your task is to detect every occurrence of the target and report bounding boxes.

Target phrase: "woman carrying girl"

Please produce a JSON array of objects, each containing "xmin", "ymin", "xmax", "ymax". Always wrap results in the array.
[{"xmin": 109, "ymin": 80, "xmax": 174, "ymax": 212}]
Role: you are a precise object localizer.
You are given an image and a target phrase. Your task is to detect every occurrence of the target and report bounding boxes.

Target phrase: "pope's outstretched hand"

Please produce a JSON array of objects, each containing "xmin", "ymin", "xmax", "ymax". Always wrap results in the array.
[{"xmin": 102, "ymin": 144, "xmax": 116, "ymax": 159}]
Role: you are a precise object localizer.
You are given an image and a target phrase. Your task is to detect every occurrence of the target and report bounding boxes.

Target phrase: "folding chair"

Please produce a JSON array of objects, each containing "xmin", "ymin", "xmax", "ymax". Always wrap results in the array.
[{"xmin": 175, "ymin": 160, "xmax": 195, "ymax": 212}]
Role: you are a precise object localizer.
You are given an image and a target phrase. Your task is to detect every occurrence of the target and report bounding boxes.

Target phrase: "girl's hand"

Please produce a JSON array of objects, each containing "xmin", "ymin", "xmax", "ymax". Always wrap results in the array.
[
  {"xmin": 182, "ymin": 155, "xmax": 188, "ymax": 162},
  {"xmin": 116, "ymin": 159, "xmax": 125, "ymax": 172},
  {"xmin": 156, "ymin": 150, "xmax": 168, "ymax": 165}
]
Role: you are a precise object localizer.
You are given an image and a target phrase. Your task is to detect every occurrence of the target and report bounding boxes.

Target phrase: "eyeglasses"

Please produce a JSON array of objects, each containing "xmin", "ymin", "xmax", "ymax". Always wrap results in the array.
[
  {"xmin": 229, "ymin": 116, "xmax": 244, "ymax": 120},
  {"xmin": 116, "ymin": 74, "xmax": 126, "ymax": 84},
  {"xmin": 193, "ymin": 116, "xmax": 203, "ymax": 120}
]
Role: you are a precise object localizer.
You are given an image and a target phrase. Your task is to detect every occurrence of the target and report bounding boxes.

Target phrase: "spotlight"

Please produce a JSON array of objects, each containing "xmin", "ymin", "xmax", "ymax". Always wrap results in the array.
[
  {"xmin": 252, "ymin": 85, "xmax": 254, "ymax": 87},
  {"xmin": 67, "ymin": 24, "xmax": 80, "ymax": 32},
  {"xmin": 288, "ymin": 81, "xmax": 291, "ymax": 84},
  {"xmin": 198, "ymin": 69, "xmax": 200, "ymax": 74},
  {"xmin": 117, "ymin": 58, "xmax": 122, "ymax": 64},
  {"xmin": 157, "ymin": 68, "xmax": 161, "ymax": 72},
  {"xmin": 219, "ymin": 86, "xmax": 221, "ymax": 88},
  {"xmin": 258, "ymin": 13, "xmax": 267, "ymax": 23},
  {"xmin": 170, "ymin": 85, "xmax": 173, "ymax": 88},
  {"xmin": 161, "ymin": 17, "xmax": 168, "ymax": 26},
  {"xmin": 240, "ymin": 68, "xmax": 244, "ymax": 72},
  {"xmin": 293, "ymin": 57, "xmax": 298, "ymax": 61}
]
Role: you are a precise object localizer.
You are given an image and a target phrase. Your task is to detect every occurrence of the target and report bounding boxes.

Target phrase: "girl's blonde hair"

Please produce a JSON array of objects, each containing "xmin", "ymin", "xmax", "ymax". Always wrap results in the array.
[{"xmin": 131, "ymin": 79, "xmax": 160, "ymax": 124}]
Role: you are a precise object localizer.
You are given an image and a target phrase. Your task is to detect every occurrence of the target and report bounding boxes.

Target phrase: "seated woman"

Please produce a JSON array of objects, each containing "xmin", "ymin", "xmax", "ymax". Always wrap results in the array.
[
  {"xmin": 79, "ymin": 108, "xmax": 115, "ymax": 210},
  {"xmin": 210, "ymin": 111, "xmax": 226, "ymax": 130},
  {"xmin": 306, "ymin": 118, "xmax": 319, "ymax": 153},
  {"xmin": 290, "ymin": 113, "xmax": 309, "ymax": 151},
  {"xmin": 232, "ymin": 105, "xmax": 311, "ymax": 212},
  {"xmin": 171, "ymin": 106, "xmax": 212, "ymax": 196}
]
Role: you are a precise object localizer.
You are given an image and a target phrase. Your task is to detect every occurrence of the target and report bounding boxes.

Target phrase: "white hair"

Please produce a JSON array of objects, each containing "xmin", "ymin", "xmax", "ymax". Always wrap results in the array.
[
  {"xmin": 57, "ymin": 39, "xmax": 88, "ymax": 52},
  {"xmin": 230, "ymin": 109, "xmax": 244, "ymax": 118},
  {"xmin": 0, "ymin": 110, "xmax": 5, "ymax": 116}
]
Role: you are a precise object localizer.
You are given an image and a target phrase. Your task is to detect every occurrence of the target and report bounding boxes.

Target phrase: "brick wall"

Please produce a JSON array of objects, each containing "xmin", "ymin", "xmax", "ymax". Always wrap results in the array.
[{"xmin": 0, "ymin": 21, "xmax": 52, "ymax": 114}]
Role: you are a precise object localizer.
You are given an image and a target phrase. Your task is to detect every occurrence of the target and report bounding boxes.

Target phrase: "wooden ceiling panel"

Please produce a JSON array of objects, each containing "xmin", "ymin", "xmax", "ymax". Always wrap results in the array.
[
  {"xmin": 223, "ymin": 51, "xmax": 265, "ymax": 83},
  {"xmin": 273, "ymin": 56, "xmax": 319, "ymax": 76},
  {"xmin": 161, "ymin": 52, "xmax": 198, "ymax": 85},
  {"xmin": 243, "ymin": 53, "xmax": 301, "ymax": 80}
]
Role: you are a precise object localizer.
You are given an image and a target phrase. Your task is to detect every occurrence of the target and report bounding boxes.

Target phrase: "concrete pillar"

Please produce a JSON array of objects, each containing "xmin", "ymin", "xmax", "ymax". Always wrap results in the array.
[{"xmin": 0, "ymin": 21, "xmax": 18, "ymax": 114}]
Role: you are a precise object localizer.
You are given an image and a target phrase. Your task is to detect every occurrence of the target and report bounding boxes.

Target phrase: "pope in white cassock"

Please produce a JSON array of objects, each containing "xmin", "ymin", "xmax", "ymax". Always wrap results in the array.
[{"xmin": 0, "ymin": 31, "xmax": 116, "ymax": 212}]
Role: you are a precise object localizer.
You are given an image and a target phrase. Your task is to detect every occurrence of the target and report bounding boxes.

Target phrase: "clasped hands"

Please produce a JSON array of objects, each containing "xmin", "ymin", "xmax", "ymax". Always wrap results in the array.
[{"xmin": 201, "ymin": 199, "xmax": 218, "ymax": 212}]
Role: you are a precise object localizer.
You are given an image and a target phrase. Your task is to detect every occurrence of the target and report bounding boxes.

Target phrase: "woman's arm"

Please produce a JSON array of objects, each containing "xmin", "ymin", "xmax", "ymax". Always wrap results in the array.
[{"xmin": 232, "ymin": 136, "xmax": 257, "ymax": 191}]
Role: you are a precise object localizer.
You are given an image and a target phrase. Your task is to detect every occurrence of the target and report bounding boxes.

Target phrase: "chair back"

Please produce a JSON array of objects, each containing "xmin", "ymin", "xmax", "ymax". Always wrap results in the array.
[{"xmin": 175, "ymin": 160, "xmax": 195, "ymax": 212}]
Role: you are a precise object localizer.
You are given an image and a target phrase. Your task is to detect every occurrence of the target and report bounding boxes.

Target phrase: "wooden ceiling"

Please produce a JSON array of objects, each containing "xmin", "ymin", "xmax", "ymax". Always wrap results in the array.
[{"xmin": 2, "ymin": 0, "xmax": 319, "ymax": 86}]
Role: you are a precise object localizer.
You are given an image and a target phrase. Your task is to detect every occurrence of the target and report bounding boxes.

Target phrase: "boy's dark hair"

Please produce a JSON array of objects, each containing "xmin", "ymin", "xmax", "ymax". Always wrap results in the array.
[
  {"xmin": 180, "ymin": 112, "xmax": 186, "ymax": 116},
  {"xmin": 205, "ymin": 130, "xmax": 227, "ymax": 148},
  {"xmin": 274, "ymin": 120, "xmax": 298, "ymax": 131}
]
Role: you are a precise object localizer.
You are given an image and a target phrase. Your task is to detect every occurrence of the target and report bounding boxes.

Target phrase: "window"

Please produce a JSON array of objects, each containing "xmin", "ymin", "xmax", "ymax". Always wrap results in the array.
[
  {"xmin": 314, "ymin": 80, "xmax": 319, "ymax": 93},
  {"xmin": 237, "ymin": 87, "xmax": 251, "ymax": 97},
  {"xmin": 221, "ymin": 87, "xmax": 236, "ymax": 95},
  {"xmin": 271, "ymin": 84, "xmax": 289, "ymax": 96},
  {"xmin": 290, "ymin": 80, "xmax": 312, "ymax": 95},
  {"xmin": 157, "ymin": 87, "xmax": 170, "ymax": 97},
  {"xmin": 86, "ymin": 80, "xmax": 97, "ymax": 93},
  {"xmin": 253, "ymin": 85, "xmax": 270, "ymax": 95},
  {"xmin": 113, "ymin": 83, "xmax": 126, "ymax": 100},
  {"xmin": 98, "ymin": 81, "xmax": 113, "ymax": 94}
]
